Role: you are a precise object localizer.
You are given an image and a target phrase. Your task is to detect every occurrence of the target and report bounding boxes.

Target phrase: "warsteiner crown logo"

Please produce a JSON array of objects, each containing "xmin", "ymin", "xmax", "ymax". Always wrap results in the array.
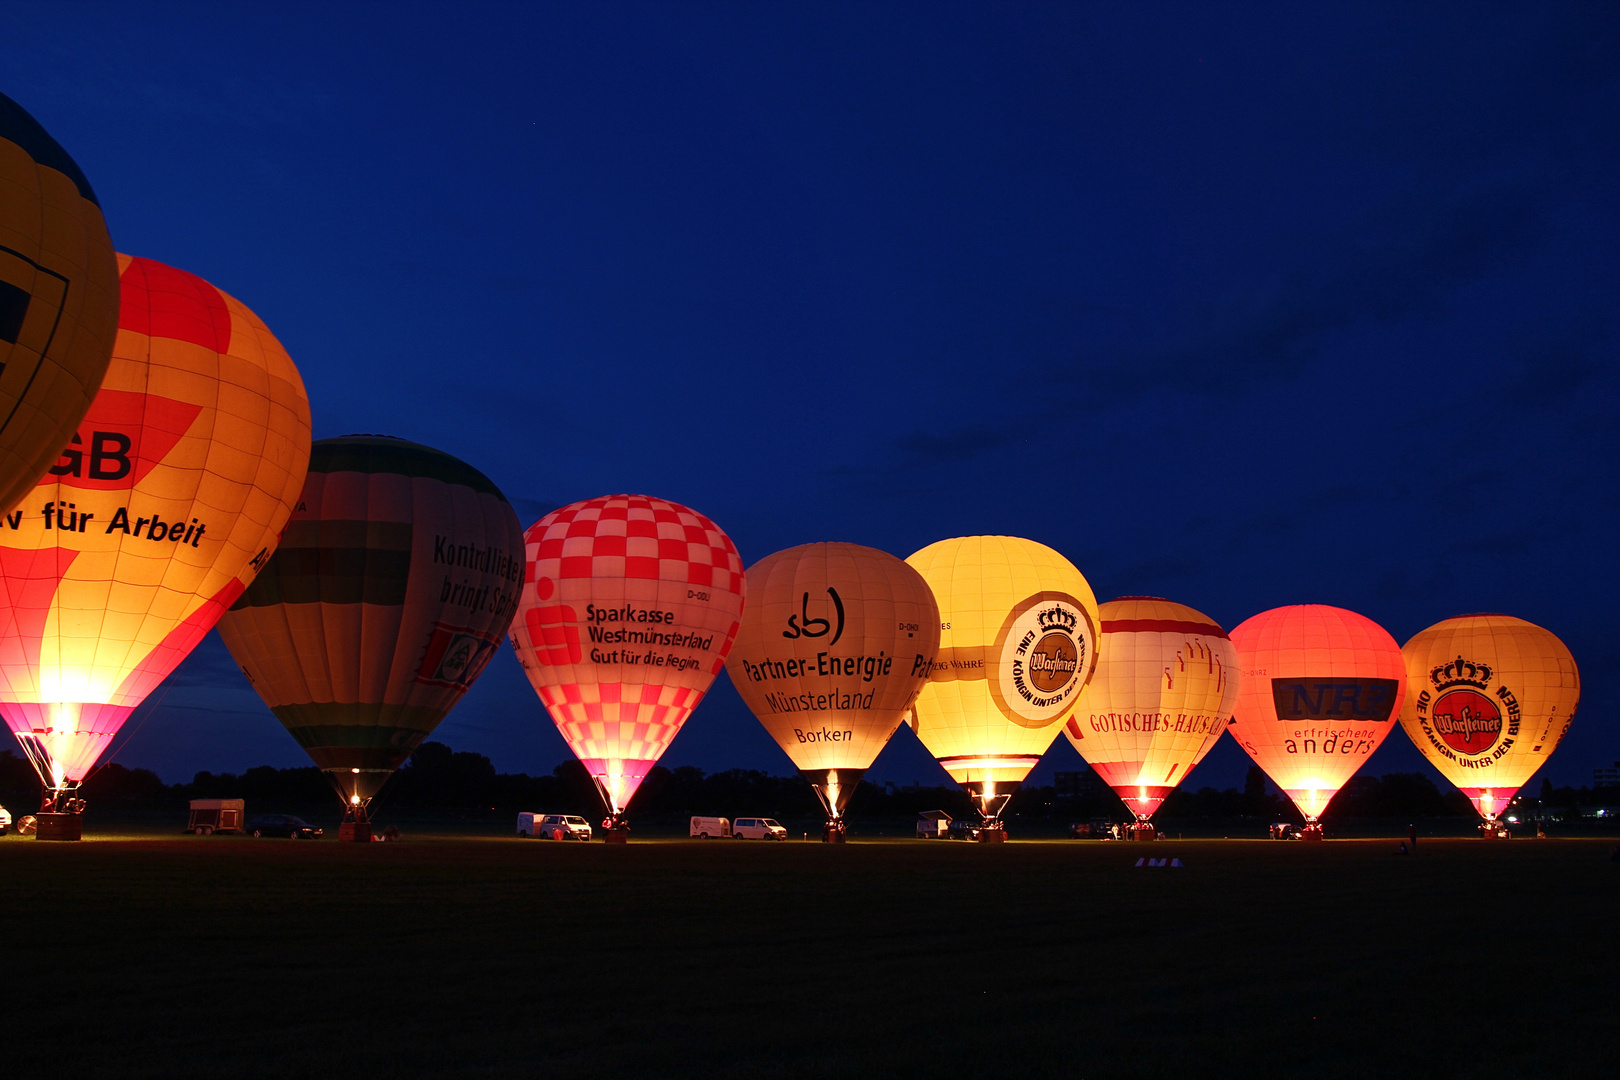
[
  {"xmin": 992, "ymin": 594, "xmax": 1094, "ymax": 727},
  {"xmin": 1036, "ymin": 605, "xmax": 1078, "ymax": 634},
  {"xmin": 1420, "ymin": 655, "xmax": 1507, "ymax": 759},
  {"xmin": 1429, "ymin": 655, "xmax": 1493, "ymax": 691}
]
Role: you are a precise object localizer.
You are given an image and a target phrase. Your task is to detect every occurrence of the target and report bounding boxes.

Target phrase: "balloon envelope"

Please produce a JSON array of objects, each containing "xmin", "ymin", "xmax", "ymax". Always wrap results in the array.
[
  {"xmin": 1398, "ymin": 614, "xmax": 1579, "ymax": 820},
  {"xmin": 905, "ymin": 535, "xmax": 1099, "ymax": 816},
  {"xmin": 726, "ymin": 541, "xmax": 940, "ymax": 818},
  {"xmin": 1229, "ymin": 604, "xmax": 1405, "ymax": 821},
  {"xmin": 0, "ymin": 92, "xmax": 119, "ymax": 517},
  {"xmin": 509, "ymin": 494, "xmax": 745, "ymax": 818},
  {"xmin": 1065, "ymin": 597, "xmax": 1238, "ymax": 820},
  {"xmin": 0, "ymin": 255, "xmax": 311, "ymax": 795},
  {"xmin": 216, "ymin": 436, "xmax": 524, "ymax": 805}
]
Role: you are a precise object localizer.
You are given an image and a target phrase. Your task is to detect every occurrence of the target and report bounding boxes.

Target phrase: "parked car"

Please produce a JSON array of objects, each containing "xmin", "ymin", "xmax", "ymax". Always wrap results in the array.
[
  {"xmin": 532, "ymin": 814, "xmax": 593, "ymax": 841},
  {"xmin": 0, "ymin": 804, "xmax": 10, "ymax": 836},
  {"xmin": 690, "ymin": 816, "xmax": 731, "ymax": 838},
  {"xmin": 247, "ymin": 814, "xmax": 323, "ymax": 839},
  {"xmin": 1068, "ymin": 818, "xmax": 1114, "ymax": 839},
  {"xmin": 732, "ymin": 817, "xmax": 787, "ymax": 840},
  {"xmin": 948, "ymin": 819, "xmax": 982, "ymax": 841}
]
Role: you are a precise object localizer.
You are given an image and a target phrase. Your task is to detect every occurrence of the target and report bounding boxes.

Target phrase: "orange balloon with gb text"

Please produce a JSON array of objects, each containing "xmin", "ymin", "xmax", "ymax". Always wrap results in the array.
[{"xmin": 0, "ymin": 255, "xmax": 310, "ymax": 810}]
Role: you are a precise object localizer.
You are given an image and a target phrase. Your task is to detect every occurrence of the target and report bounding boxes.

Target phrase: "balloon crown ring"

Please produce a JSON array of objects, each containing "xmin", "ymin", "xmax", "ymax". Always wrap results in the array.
[{"xmin": 1430, "ymin": 656, "xmax": 1493, "ymax": 691}]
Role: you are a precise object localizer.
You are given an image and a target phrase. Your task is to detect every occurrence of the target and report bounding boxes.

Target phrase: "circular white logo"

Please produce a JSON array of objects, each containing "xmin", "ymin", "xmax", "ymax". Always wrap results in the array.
[{"xmin": 992, "ymin": 593, "xmax": 1094, "ymax": 727}]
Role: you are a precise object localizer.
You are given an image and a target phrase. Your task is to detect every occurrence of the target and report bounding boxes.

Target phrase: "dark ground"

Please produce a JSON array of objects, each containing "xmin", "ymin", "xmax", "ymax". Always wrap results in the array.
[{"xmin": 1, "ymin": 830, "xmax": 1614, "ymax": 1079}]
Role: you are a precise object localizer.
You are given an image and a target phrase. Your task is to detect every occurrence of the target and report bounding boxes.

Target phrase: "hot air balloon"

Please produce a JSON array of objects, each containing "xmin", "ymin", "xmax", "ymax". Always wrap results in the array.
[
  {"xmin": 905, "ymin": 536, "xmax": 1099, "ymax": 839},
  {"xmin": 1064, "ymin": 597, "xmax": 1238, "ymax": 834},
  {"xmin": 215, "ymin": 436, "xmax": 524, "ymax": 839},
  {"xmin": 1, "ymin": 92, "xmax": 119, "ymax": 515},
  {"xmin": 726, "ymin": 542, "xmax": 939, "ymax": 841},
  {"xmin": 509, "ymin": 494, "xmax": 745, "ymax": 840},
  {"xmin": 1228, "ymin": 605, "xmax": 1405, "ymax": 839},
  {"xmin": 1398, "ymin": 614, "xmax": 1578, "ymax": 830},
  {"xmin": 0, "ymin": 254, "xmax": 311, "ymax": 838}
]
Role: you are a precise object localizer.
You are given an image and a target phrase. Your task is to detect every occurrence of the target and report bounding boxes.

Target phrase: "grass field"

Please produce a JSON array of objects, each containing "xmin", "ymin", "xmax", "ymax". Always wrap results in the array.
[{"xmin": 1, "ymin": 832, "xmax": 1614, "ymax": 1079}]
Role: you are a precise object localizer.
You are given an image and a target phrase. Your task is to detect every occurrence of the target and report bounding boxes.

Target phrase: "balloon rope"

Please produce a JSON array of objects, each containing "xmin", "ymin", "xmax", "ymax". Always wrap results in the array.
[{"xmin": 86, "ymin": 688, "xmax": 172, "ymax": 781}]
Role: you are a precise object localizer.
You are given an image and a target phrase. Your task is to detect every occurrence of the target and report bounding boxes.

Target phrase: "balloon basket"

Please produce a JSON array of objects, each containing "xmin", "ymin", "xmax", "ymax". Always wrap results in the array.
[
  {"xmin": 1300, "ymin": 823, "xmax": 1324, "ymax": 842},
  {"xmin": 338, "ymin": 822, "xmax": 374, "ymax": 843},
  {"xmin": 978, "ymin": 826, "xmax": 1007, "ymax": 843},
  {"xmin": 604, "ymin": 826, "xmax": 630, "ymax": 844},
  {"xmin": 35, "ymin": 813, "xmax": 82, "ymax": 842},
  {"xmin": 1129, "ymin": 823, "xmax": 1157, "ymax": 841}
]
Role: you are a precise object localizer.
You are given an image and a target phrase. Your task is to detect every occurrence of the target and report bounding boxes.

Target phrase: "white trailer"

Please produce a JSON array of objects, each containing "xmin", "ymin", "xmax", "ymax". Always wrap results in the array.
[
  {"xmin": 187, "ymin": 799, "xmax": 244, "ymax": 835},
  {"xmin": 689, "ymin": 816, "xmax": 730, "ymax": 838}
]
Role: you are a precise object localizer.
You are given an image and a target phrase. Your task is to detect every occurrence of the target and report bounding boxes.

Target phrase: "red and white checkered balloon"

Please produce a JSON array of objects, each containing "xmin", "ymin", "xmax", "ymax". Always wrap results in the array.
[{"xmin": 510, "ymin": 494, "xmax": 746, "ymax": 815}]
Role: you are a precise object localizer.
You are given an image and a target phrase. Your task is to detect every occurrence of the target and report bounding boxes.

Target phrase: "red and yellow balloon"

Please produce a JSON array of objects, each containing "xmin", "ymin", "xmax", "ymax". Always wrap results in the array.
[
  {"xmin": 1399, "ymin": 614, "xmax": 1579, "ymax": 821},
  {"xmin": 0, "ymin": 255, "xmax": 311, "ymax": 813},
  {"xmin": 1229, "ymin": 604, "xmax": 1405, "ymax": 832},
  {"xmin": 1065, "ymin": 597, "xmax": 1238, "ymax": 821},
  {"xmin": 1, "ymin": 92, "xmax": 120, "ymax": 516}
]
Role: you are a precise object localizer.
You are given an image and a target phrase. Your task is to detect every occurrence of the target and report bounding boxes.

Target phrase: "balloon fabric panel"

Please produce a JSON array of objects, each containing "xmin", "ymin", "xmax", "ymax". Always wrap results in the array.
[
  {"xmin": 510, "ymin": 494, "xmax": 745, "ymax": 816},
  {"xmin": 0, "ymin": 92, "xmax": 119, "ymax": 520},
  {"xmin": 0, "ymin": 255, "xmax": 311, "ymax": 789},
  {"xmin": 1228, "ymin": 605, "xmax": 1406, "ymax": 821},
  {"xmin": 1398, "ymin": 614, "xmax": 1579, "ymax": 819},
  {"xmin": 217, "ymin": 437, "xmax": 524, "ymax": 797}
]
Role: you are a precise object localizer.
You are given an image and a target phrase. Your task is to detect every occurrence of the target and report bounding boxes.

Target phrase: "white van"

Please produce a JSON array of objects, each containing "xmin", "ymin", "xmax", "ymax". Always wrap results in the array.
[
  {"xmin": 519, "ymin": 813, "xmax": 592, "ymax": 840},
  {"xmin": 689, "ymin": 816, "xmax": 730, "ymax": 838},
  {"xmin": 732, "ymin": 817, "xmax": 787, "ymax": 841}
]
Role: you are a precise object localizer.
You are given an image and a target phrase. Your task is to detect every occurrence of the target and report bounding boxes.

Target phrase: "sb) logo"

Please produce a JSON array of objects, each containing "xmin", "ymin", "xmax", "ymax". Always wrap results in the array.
[
  {"xmin": 1431, "ymin": 688, "xmax": 1503, "ymax": 756},
  {"xmin": 991, "ymin": 593, "xmax": 1094, "ymax": 727}
]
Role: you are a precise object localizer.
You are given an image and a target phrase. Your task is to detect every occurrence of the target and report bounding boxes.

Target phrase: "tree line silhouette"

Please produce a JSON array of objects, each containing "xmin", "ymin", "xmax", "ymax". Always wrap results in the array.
[{"xmin": 2, "ymin": 743, "xmax": 1589, "ymax": 822}]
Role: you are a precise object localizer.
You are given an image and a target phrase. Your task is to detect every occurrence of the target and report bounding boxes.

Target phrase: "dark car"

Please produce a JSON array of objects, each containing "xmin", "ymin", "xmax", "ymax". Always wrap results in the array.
[{"xmin": 247, "ymin": 814, "xmax": 323, "ymax": 839}]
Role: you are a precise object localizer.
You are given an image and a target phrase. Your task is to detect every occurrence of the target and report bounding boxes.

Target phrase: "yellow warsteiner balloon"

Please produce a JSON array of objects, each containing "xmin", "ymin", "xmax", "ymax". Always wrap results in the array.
[
  {"xmin": 0, "ymin": 255, "xmax": 311, "ymax": 817},
  {"xmin": 905, "ymin": 536, "xmax": 1099, "ymax": 828},
  {"xmin": 1064, "ymin": 597, "xmax": 1239, "ymax": 822},
  {"xmin": 1399, "ymin": 614, "xmax": 1579, "ymax": 822},
  {"xmin": 1, "ymin": 92, "xmax": 120, "ymax": 516},
  {"xmin": 726, "ymin": 542, "xmax": 940, "ymax": 836}
]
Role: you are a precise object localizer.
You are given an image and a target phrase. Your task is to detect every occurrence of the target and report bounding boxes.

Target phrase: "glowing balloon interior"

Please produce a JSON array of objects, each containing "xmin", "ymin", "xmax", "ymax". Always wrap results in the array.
[
  {"xmin": 1399, "ymin": 613, "xmax": 1579, "ymax": 821},
  {"xmin": 216, "ymin": 436, "xmax": 524, "ymax": 818},
  {"xmin": 510, "ymin": 494, "xmax": 745, "ymax": 827},
  {"xmin": 1065, "ymin": 597, "xmax": 1238, "ymax": 821},
  {"xmin": 0, "ymin": 255, "xmax": 311, "ymax": 809},
  {"xmin": 905, "ymin": 535, "xmax": 1099, "ymax": 827},
  {"xmin": 0, "ymin": 92, "xmax": 120, "ymax": 519},
  {"xmin": 726, "ymin": 542, "xmax": 939, "ymax": 834},
  {"xmin": 1228, "ymin": 604, "xmax": 1405, "ymax": 830}
]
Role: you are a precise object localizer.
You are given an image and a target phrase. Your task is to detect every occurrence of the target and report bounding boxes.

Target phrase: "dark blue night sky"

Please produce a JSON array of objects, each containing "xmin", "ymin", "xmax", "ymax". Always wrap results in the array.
[{"xmin": 3, "ymin": 3, "xmax": 1615, "ymax": 791}]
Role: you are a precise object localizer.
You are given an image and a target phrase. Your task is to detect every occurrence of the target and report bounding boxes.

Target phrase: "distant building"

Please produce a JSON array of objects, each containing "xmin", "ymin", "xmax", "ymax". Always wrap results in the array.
[{"xmin": 1594, "ymin": 762, "xmax": 1620, "ymax": 788}]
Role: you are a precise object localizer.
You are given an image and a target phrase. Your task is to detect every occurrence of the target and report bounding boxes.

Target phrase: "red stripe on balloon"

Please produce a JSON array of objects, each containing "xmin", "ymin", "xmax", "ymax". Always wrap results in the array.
[{"xmin": 1102, "ymin": 618, "xmax": 1228, "ymax": 638}]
